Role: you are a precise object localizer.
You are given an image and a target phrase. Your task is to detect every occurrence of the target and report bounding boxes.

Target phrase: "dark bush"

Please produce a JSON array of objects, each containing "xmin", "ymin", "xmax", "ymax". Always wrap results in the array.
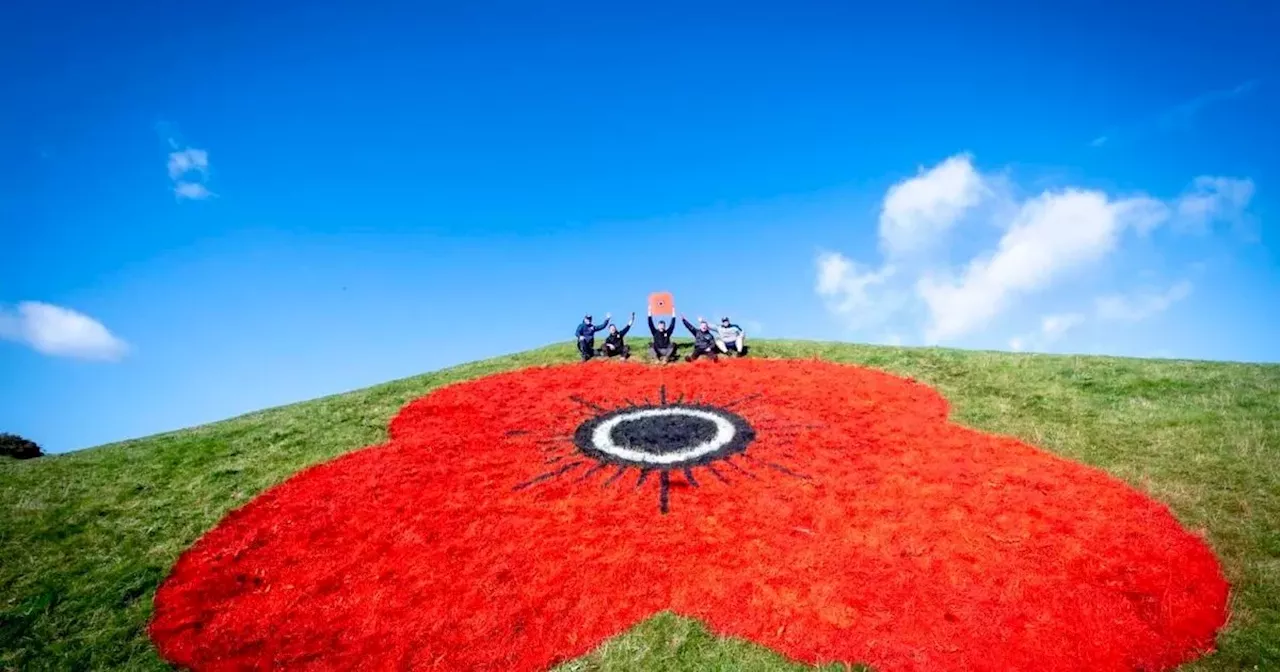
[{"xmin": 0, "ymin": 433, "xmax": 43, "ymax": 460}]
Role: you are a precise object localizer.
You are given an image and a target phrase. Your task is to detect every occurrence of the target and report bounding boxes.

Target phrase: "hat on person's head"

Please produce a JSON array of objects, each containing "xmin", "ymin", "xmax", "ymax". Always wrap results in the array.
[{"xmin": 584, "ymin": 314, "xmax": 592, "ymax": 320}]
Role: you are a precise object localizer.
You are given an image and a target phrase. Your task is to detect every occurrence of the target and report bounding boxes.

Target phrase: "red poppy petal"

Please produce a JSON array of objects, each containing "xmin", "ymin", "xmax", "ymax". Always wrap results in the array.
[{"xmin": 151, "ymin": 359, "xmax": 1228, "ymax": 671}]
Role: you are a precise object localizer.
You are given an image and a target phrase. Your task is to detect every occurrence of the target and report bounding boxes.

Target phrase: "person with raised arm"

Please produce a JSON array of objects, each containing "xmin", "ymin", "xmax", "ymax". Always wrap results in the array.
[
  {"xmin": 601, "ymin": 312, "xmax": 635, "ymax": 359},
  {"xmin": 574, "ymin": 312, "xmax": 611, "ymax": 361},
  {"xmin": 715, "ymin": 316, "xmax": 747, "ymax": 357},
  {"xmin": 647, "ymin": 306, "xmax": 678, "ymax": 363},
  {"xmin": 681, "ymin": 314, "xmax": 720, "ymax": 362}
]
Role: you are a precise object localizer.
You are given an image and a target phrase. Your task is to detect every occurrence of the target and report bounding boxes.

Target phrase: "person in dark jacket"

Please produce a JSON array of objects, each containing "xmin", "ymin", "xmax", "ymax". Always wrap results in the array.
[
  {"xmin": 602, "ymin": 313, "xmax": 635, "ymax": 359},
  {"xmin": 681, "ymin": 314, "xmax": 720, "ymax": 362},
  {"xmin": 647, "ymin": 308, "xmax": 678, "ymax": 363},
  {"xmin": 575, "ymin": 313, "xmax": 611, "ymax": 361}
]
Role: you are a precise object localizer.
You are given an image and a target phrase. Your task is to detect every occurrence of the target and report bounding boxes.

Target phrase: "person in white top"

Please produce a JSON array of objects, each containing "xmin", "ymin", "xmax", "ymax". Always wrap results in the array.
[{"xmin": 715, "ymin": 317, "xmax": 747, "ymax": 357}]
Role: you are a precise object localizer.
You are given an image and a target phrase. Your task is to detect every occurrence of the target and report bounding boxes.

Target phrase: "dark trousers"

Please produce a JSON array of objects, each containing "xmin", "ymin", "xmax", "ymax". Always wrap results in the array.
[
  {"xmin": 577, "ymin": 339, "xmax": 595, "ymax": 361},
  {"xmin": 687, "ymin": 344, "xmax": 719, "ymax": 362},
  {"xmin": 602, "ymin": 342, "xmax": 630, "ymax": 359},
  {"xmin": 650, "ymin": 344, "xmax": 676, "ymax": 361}
]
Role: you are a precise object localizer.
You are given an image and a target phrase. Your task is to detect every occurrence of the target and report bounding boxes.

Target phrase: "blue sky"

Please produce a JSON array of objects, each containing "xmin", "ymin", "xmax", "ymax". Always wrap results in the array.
[{"xmin": 2, "ymin": 0, "xmax": 1277, "ymax": 453}]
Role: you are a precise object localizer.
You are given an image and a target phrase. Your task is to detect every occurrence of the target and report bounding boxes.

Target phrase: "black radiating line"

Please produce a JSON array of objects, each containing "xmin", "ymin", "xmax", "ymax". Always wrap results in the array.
[
  {"xmin": 603, "ymin": 466, "xmax": 628, "ymax": 487},
  {"xmin": 536, "ymin": 436, "xmax": 573, "ymax": 445},
  {"xmin": 659, "ymin": 385, "xmax": 667, "ymax": 406},
  {"xmin": 544, "ymin": 455, "xmax": 567, "ymax": 464},
  {"xmin": 504, "ymin": 429, "xmax": 530, "ymax": 437},
  {"xmin": 741, "ymin": 452, "xmax": 810, "ymax": 480},
  {"xmin": 575, "ymin": 462, "xmax": 609, "ymax": 483},
  {"xmin": 675, "ymin": 392, "xmax": 685, "ymax": 405},
  {"xmin": 659, "ymin": 471, "xmax": 671, "ymax": 514},
  {"xmin": 568, "ymin": 395, "xmax": 608, "ymax": 414},
  {"xmin": 705, "ymin": 464, "xmax": 729, "ymax": 484},
  {"xmin": 635, "ymin": 469, "xmax": 652, "ymax": 487},
  {"xmin": 683, "ymin": 468, "xmax": 699, "ymax": 487},
  {"xmin": 541, "ymin": 442, "xmax": 572, "ymax": 453},
  {"xmin": 722, "ymin": 393, "xmax": 762, "ymax": 410},
  {"xmin": 624, "ymin": 398, "xmax": 638, "ymax": 407},
  {"xmin": 513, "ymin": 461, "xmax": 584, "ymax": 491},
  {"xmin": 723, "ymin": 457, "xmax": 759, "ymax": 480}
]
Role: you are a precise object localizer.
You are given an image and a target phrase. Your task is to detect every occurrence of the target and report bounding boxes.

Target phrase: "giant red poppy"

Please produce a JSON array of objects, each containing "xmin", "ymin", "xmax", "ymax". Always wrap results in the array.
[{"xmin": 150, "ymin": 359, "xmax": 1228, "ymax": 671}]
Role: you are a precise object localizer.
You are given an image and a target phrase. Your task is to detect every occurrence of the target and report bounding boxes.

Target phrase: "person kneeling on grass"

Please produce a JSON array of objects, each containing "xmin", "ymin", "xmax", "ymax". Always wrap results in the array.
[
  {"xmin": 681, "ymin": 314, "xmax": 720, "ymax": 362},
  {"xmin": 716, "ymin": 316, "xmax": 747, "ymax": 357},
  {"xmin": 601, "ymin": 313, "xmax": 635, "ymax": 359},
  {"xmin": 575, "ymin": 313, "xmax": 611, "ymax": 361},
  {"xmin": 648, "ymin": 309, "xmax": 678, "ymax": 363}
]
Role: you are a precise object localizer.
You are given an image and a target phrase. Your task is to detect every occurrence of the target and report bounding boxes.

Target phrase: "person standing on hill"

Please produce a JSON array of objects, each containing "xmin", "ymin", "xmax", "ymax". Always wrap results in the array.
[
  {"xmin": 681, "ymin": 314, "xmax": 720, "ymax": 362},
  {"xmin": 575, "ymin": 313, "xmax": 611, "ymax": 361},
  {"xmin": 715, "ymin": 317, "xmax": 747, "ymax": 357},
  {"xmin": 648, "ymin": 308, "xmax": 678, "ymax": 363},
  {"xmin": 601, "ymin": 313, "xmax": 635, "ymax": 359}
]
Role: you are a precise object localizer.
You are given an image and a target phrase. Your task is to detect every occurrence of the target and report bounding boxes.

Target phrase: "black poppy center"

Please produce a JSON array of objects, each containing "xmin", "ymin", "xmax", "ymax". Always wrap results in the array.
[
  {"xmin": 573, "ymin": 403, "xmax": 756, "ymax": 469},
  {"xmin": 610, "ymin": 415, "xmax": 719, "ymax": 455}
]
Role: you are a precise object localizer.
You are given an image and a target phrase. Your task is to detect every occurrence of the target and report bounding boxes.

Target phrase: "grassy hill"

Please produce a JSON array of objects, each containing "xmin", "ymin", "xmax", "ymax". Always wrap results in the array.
[{"xmin": 2, "ymin": 340, "xmax": 1278, "ymax": 671}]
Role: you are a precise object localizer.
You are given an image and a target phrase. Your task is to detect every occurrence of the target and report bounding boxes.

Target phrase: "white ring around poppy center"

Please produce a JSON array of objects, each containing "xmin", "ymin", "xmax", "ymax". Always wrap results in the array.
[{"xmin": 590, "ymin": 407, "xmax": 736, "ymax": 465}]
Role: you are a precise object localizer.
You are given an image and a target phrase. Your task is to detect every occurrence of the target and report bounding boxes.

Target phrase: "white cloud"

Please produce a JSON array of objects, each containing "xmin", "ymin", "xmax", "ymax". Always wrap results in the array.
[
  {"xmin": 166, "ymin": 144, "xmax": 213, "ymax": 201},
  {"xmin": 878, "ymin": 154, "xmax": 987, "ymax": 257},
  {"xmin": 167, "ymin": 148, "xmax": 208, "ymax": 179},
  {"xmin": 1095, "ymin": 281, "xmax": 1192, "ymax": 323},
  {"xmin": 814, "ymin": 251, "xmax": 897, "ymax": 329},
  {"xmin": 1007, "ymin": 311, "xmax": 1084, "ymax": 353},
  {"xmin": 0, "ymin": 302, "xmax": 129, "ymax": 361},
  {"xmin": 815, "ymin": 152, "xmax": 1252, "ymax": 347},
  {"xmin": 918, "ymin": 189, "xmax": 1160, "ymax": 342},
  {"xmin": 1089, "ymin": 136, "xmax": 1109, "ymax": 148},
  {"xmin": 1174, "ymin": 176, "xmax": 1254, "ymax": 232},
  {"xmin": 174, "ymin": 182, "xmax": 212, "ymax": 200},
  {"xmin": 1041, "ymin": 312, "xmax": 1085, "ymax": 338}
]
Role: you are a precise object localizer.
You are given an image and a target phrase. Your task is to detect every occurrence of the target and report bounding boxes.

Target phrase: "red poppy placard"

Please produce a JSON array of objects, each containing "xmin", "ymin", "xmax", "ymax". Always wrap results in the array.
[
  {"xmin": 648, "ymin": 291, "xmax": 674, "ymax": 316},
  {"xmin": 150, "ymin": 359, "xmax": 1229, "ymax": 671}
]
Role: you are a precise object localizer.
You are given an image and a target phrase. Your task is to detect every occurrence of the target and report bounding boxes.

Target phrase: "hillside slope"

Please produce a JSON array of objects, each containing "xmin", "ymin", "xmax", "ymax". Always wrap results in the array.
[{"xmin": 1, "ymin": 340, "xmax": 1278, "ymax": 671}]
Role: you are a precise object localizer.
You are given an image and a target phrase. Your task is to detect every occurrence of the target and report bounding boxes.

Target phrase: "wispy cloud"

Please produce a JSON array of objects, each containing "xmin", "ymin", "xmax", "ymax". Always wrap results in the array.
[
  {"xmin": 173, "ymin": 181, "xmax": 212, "ymax": 200},
  {"xmin": 1095, "ymin": 281, "xmax": 1193, "ymax": 323},
  {"xmin": 167, "ymin": 145, "xmax": 213, "ymax": 200},
  {"xmin": 161, "ymin": 129, "xmax": 214, "ymax": 201},
  {"xmin": 815, "ymin": 154, "xmax": 1252, "ymax": 347},
  {"xmin": 814, "ymin": 252, "xmax": 900, "ymax": 331},
  {"xmin": 1008, "ymin": 312, "xmax": 1085, "ymax": 353},
  {"xmin": 1158, "ymin": 80, "xmax": 1259, "ymax": 131},
  {"xmin": 1174, "ymin": 176, "xmax": 1256, "ymax": 235},
  {"xmin": 1091, "ymin": 79, "xmax": 1260, "ymax": 148},
  {"xmin": 1005, "ymin": 281, "xmax": 1192, "ymax": 354},
  {"xmin": 0, "ymin": 302, "xmax": 129, "ymax": 361}
]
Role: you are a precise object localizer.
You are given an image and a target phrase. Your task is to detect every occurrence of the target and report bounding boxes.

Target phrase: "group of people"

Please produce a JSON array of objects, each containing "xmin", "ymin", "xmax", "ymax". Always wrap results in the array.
[{"xmin": 575, "ymin": 309, "xmax": 747, "ymax": 363}]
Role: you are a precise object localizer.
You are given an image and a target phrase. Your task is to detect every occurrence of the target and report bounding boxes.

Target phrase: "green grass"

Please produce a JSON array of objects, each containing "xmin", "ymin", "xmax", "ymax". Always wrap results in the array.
[{"xmin": 2, "ymin": 340, "xmax": 1278, "ymax": 671}]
